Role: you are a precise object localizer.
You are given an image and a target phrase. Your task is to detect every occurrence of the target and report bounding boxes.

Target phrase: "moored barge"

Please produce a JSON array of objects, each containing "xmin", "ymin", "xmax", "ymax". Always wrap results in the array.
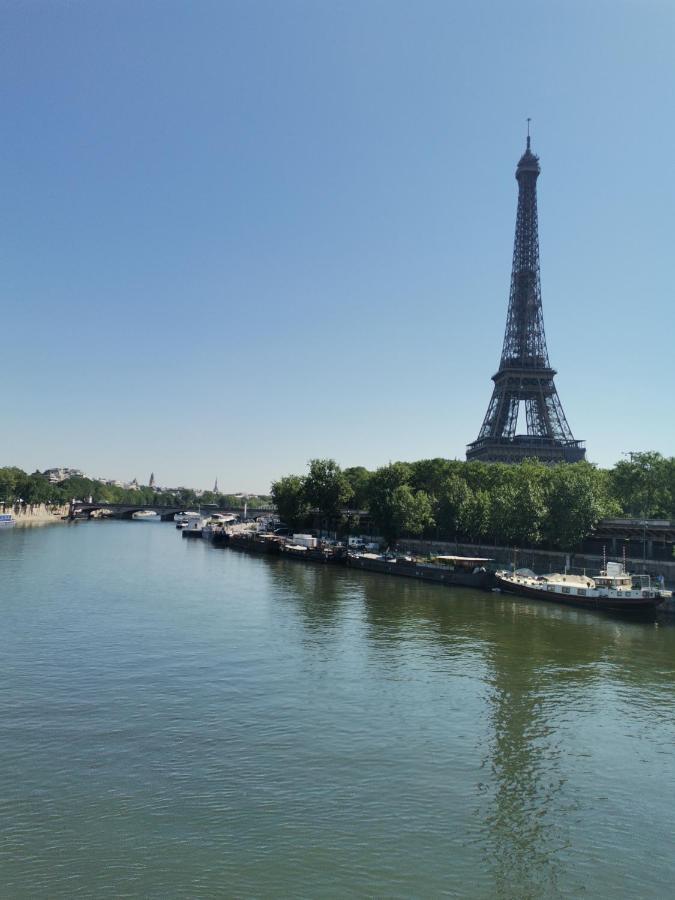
[
  {"xmin": 281, "ymin": 542, "xmax": 345, "ymax": 564},
  {"xmin": 495, "ymin": 562, "xmax": 671, "ymax": 613},
  {"xmin": 347, "ymin": 553, "xmax": 494, "ymax": 590},
  {"xmin": 228, "ymin": 532, "xmax": 283, "ymax": 554}
]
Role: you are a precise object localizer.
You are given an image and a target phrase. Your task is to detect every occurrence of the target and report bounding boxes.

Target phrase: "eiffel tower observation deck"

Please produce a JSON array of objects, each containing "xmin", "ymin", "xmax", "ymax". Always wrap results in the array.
[{"xmin": 467, "ymin": 129, "xmax": 585, "ymax": 465}]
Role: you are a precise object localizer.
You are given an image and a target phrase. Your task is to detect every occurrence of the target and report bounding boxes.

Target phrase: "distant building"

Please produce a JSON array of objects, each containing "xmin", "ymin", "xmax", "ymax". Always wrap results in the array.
[
  {"xmin": 149, "ymin": 472, "xmax": 155, "ymax": 488},
  {"xmin": 214, "ymin": 478, "xmax": 219, "ymax": 493},
  {"xmin": 43, "ymin": 467, "xmax": 84, "ymax": 484}
]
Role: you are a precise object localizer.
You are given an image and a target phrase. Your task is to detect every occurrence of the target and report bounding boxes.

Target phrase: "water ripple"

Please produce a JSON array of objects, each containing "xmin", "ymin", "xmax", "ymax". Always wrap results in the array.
[{"xmin": 1, "ymin": 523, "xmax": 674, "ymax": 898}]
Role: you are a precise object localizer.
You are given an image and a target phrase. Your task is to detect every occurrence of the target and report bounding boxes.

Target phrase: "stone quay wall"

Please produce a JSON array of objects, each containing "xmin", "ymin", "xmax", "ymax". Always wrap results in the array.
[
  {"xmin": 398, "ymin": 537, "xmax": 675, "ymax": 589},
  {"xmin": 1, "ymin": 502, "xmax": 70, "ymax": 526}
]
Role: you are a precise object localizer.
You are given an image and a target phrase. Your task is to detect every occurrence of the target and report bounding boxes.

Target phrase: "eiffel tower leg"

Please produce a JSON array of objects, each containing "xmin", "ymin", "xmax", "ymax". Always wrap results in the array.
[
  {"xmin": 494, "ymin": 392, "xmax": 519, "ymax": 440},
  {"xmin": 477, "ymin": 387, "xmax": 519, "ymax": 442}
]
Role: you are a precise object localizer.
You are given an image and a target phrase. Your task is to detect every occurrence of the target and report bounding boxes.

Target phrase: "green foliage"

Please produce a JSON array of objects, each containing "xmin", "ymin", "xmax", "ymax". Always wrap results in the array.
[
  {"xmin": 367, "ymin": 463, "xmax": 433, "ymax": 544},
  {"xmin": 0, "ymin": 467, "xmax": 29, "ymax": 502},
  {"xmin": 542, "ymin": 462, "xmax": 612, "ymax": 550},
  {"xmin": 609, "ymin": 452, "xmax": 675, "ymax": 518},
  {"xmin": 270, "ymin": 475, "xmax": 310, "ymax": 530},
  {"xmin": 508, "ymin": 459, "xmax": 548, "ymax": 546},
  {"xmin": 270, "ymin": 451, "xmax": 675, "ymax": 550},
  {"xmin": 487, "ymin": 472, "xmax": 517, "ymax": 544},
  {"xmin": 3, "ymin": 448, "xmax": 673, "ymax": 551},
  {"xmin": 387, "ymin": 486, "xmax": 434, "ymax": 543},
  {"xmin": 303, "ymin": 459, "xmax": 353, "ymax": 526},
  {"xmin": 436, "ymin": 474, "xmax": 472, "ymax": 538},
  {"xmin": 464, "ymin": 489, "xmax": 491, "ymax": 542},
  {"xmin": 0, "ymin": 468, "xmax": 272, "ymax": 511},
  {"xmin": 343, "ymin": 467, "xmax": 372, "ymax": 509},
  {"xmin": 367, "ymin": 463, "xmax": 412, "ymax": 536},
  {"xmin": 21, "ymin": 473, "xmax": 53, "ymax": 504},
  {"xmin": 409, "ymin": 458, "xmax": 461, "ymax": 496}
]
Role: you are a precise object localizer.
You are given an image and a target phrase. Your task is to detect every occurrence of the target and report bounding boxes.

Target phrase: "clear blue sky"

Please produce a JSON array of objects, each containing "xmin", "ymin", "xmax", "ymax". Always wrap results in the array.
[{"xmin": 2, "ymin": 0, "xmax": 674, "ymax": 491}]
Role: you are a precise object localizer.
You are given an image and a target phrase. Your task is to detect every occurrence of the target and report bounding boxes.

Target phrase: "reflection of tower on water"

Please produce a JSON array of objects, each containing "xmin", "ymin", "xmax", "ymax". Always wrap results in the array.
[{"xmin": 475, "ymin": 612, "xmax": 609, "ymax": 899}]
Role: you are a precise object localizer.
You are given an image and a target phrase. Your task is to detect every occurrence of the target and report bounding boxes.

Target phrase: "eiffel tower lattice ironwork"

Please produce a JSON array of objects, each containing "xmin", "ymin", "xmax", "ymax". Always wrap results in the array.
[{"xmin": 467, "ymin": 131, "xmax": 585, "ymax": 464}]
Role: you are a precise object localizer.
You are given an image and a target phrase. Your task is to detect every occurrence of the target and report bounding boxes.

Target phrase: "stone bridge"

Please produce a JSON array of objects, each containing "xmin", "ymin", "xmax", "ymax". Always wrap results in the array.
[{"xmin": 69, "ymin": 501, "xmax": 275, "ymax": 521}]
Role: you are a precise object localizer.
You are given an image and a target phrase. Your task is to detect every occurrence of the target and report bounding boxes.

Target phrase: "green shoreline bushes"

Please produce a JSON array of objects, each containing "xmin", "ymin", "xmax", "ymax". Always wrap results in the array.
[
  {"xmin": 271, "ymin": 452, "xmax": 675, "ymax": 551},
  {"xmin": 3, "ymin": 451, "xmax": 672, "ymax": 552},
  {"xmin": 0, "ymin": 468, "xmax": 271, "ymax": 512}
]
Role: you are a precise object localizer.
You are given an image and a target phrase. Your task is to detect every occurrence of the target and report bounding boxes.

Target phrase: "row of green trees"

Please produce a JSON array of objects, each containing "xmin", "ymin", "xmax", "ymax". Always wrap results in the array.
[
  {"xmin": 271, "ymin": 452, "xmax": 675, "ymax": 551},
  {"xmin": 0, "ymin": 468, "xmax": 272, "ymax": 511},
  {"xmin": 4, "ymin": 452, "xmax": 672, "ymax": 549},
  {"xmin": 609, "ymin": 452, "xmax": 675, "ymax": 518}
]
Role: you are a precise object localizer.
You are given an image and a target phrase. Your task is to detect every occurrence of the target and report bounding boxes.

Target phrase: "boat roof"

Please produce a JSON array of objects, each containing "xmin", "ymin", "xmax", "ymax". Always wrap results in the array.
[
  {"xmin": 435, "ymin": 555, "xmax": 493, "ymax": 563},
  {"xmin": 543, "ymin": 573, "xmax": 596, "ymax": 587}
]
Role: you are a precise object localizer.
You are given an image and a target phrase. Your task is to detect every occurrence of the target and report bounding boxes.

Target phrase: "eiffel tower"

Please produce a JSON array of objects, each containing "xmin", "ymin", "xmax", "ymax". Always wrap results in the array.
[{"xmin": 467, "ymin": 128, "xmax": 585, "ymax": 464}]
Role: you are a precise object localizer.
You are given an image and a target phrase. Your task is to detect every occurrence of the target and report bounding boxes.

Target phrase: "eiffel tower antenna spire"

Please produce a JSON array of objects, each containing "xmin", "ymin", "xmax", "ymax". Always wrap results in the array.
[{"xmin": 466, "ymin": 134, "xmax": 585, "ymax": 464}]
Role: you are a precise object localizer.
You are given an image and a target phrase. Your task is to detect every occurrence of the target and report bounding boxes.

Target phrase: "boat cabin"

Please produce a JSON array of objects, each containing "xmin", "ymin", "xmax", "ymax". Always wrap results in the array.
[{"xmin": 433, "ymin": 555, "xmax": 493, "ymax": 572}]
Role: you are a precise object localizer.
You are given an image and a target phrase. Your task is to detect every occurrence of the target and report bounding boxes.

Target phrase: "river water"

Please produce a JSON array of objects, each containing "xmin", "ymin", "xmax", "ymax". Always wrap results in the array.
[{"xmin": 1, "ymin": 520, "xmax": 674, "ymax": 899}]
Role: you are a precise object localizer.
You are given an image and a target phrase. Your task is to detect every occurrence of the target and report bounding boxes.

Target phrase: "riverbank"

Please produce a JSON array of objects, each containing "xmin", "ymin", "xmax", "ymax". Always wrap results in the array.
[
  {"xmin": 398, "ymin": 537, "xmax": 675, "ymax": 589},
  {"xmin": 0, "ymin": 502, "xmax": 69, "ymax": 527}
]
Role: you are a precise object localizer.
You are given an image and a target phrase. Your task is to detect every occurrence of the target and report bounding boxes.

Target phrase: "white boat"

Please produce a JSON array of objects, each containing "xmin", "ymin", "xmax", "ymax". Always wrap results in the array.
[
  {"xmin": 132, "ymin": 510, "xmax": 158, "ymax": 520},
  {"xmin": 202, "ymin": 513, "xmax": 237, "ymax": 539},
  {"xmin": 181, "ymin": 518, "xmax": 206, "ymax": 539},
  {"xmin": 174, "ymin": 511, "xmax": 201, "ymax": 524},
  {"xmin": 495, "ymin": 561, "xmax": 671, "ymax": 613},
  {"xmin": 175, "ymin": 511, "xmax": 202, "ymax": 529},
  {"xmin": 0, "ymin": 513, "xmax": 15, "ymax": 528}
]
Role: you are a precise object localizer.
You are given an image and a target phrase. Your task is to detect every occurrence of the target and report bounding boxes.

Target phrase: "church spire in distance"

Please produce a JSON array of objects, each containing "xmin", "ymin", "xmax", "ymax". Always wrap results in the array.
[{"xmin": 466, "ymin": 124, "xmax": 585, "ymax": 464}]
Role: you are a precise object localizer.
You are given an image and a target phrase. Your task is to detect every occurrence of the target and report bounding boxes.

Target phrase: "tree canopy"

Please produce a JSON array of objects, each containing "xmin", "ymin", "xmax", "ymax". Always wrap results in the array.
[
  {"xmin": 4, "ymin": 449, "xmax": 673, "ymax": 552},
  {"xmin": 609, "ymin": 452, "xmax": 674, "ymax": 518},
  {"xmin": 268, "ymin": 452, "xmax": 671, "ymax": 550},
  {"xmin": 303, "ymin": 459, "xmax": 354, "ymax": 526},
  {"xmin": 270, "ymin": 475, "xmax": 310, "ymax": 531},
  {"xmin": 0, "ymin": 468, "xmax": 271, "ymax": 511}
]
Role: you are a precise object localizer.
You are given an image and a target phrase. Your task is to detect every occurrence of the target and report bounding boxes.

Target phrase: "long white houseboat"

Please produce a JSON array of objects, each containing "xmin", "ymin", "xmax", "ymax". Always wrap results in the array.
[{"xmin": 495, "ymin": 561, "xmax": 671, "ymax": 613}]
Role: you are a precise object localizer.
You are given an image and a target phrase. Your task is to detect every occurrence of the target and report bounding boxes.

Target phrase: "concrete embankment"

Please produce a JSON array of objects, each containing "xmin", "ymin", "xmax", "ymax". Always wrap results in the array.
[
  {"xmin": 1, "ymin": 503, "xmax": 69, "ymax": 527},
  {"xmin": 399, "ymin": 538, "xmax": 675, "ymax": 590}
]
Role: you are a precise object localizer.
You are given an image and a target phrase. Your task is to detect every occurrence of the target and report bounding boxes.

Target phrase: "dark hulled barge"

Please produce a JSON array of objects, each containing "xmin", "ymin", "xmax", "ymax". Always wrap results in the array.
[
  {"xmin": 346, "ymin": 553, "xmax": 495, "ymax": 590},
  {"xmin": 495, "ymin": 562, "xmax": 671, "ymax": 613},
  {"xmin": 281, "ymin": 542, "xmax": 345, "ymax": 564},
  {"xmin": 228, "ymin": 532, "xmax": 283, "ymax": 554}
]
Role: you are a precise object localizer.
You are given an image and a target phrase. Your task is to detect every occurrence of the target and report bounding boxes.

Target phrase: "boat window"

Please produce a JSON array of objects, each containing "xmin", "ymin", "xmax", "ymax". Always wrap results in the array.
[
  {"xmin": 562, "ymin": 587, "xmax": 571, "ymax": 594},
  {"xmin": 578, "ymin": 589, "xmax": 586, "ymax": 596},
  {"xmin": 547, "ymin": 586, "xmax": 555, "ymax": 591}
]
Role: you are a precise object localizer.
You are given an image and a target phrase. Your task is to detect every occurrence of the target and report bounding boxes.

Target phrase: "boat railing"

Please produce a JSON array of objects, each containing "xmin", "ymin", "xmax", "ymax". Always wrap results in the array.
[{"xmin": 629, "ymin": 573, "xmax": 652, "ymax": 590}]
